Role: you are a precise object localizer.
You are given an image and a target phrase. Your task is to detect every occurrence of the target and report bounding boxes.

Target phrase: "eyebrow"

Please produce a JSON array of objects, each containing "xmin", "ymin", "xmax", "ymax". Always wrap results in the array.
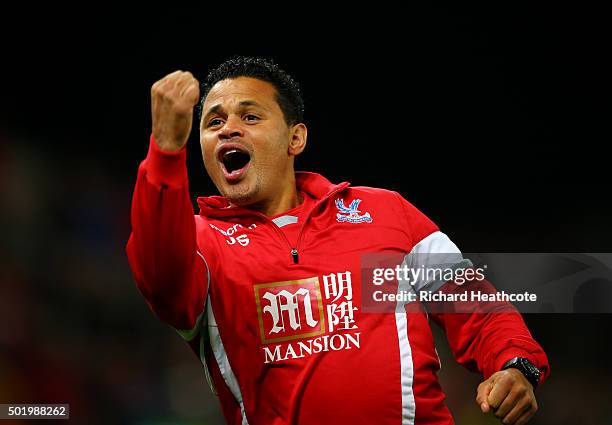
[
  {"xmin": 238, "ymin": 100, "xmax": 261, "ymax": 108},
  {"xmin": 203, "ymin": 100, "xmax": 265, "ymax": 121}
]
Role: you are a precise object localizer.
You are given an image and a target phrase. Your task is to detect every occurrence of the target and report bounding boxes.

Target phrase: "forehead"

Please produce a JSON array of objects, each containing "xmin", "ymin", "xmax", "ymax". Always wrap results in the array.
[{"xmin": 202, "ymin": 77, "xmax": 280, "ymax": 111}]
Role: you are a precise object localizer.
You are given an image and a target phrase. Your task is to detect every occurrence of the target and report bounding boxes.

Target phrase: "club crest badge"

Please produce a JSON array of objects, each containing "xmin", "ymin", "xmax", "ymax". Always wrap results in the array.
[{"xmin": 335, "ymin": 198, "xmax": 373, "ymax": 223}]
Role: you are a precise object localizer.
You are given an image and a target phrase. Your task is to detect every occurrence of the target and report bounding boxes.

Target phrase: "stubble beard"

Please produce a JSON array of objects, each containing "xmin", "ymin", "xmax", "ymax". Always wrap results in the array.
[
  {"xmin": 220, "ymin": 172, "xmax": 261, "ymax": 207},
  {"xmin": 203, "ymin": 159, "xmax": 261, "ymax": 206}
]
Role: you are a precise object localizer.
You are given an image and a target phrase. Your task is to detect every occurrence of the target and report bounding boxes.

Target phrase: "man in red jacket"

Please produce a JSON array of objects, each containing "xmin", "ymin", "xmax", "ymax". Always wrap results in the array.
[{"xmin": 127, "ymin": 57, "xmax": 549, "ymax": 425}]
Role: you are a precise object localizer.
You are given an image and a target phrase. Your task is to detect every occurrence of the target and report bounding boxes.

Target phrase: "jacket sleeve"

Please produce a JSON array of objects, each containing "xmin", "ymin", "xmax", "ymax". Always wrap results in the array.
[
  {"xmin": 394, "ymin": 192, "xmax": 550, "ymax": 385},
  {"xmin": 429, "ymin": 282, "xmax": 551, "ymax": 385},
  {"xmin": 126, "ymin": 135, "xmax": 208, "ymax": 335}
]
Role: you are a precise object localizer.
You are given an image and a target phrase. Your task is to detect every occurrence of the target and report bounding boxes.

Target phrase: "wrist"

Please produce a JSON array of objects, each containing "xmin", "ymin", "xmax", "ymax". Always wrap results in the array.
[
  {"xmin": 143, "ymin": 134, "xmax": 188, "ymax": 188},
  {"xmin": 154, "ymin": 138, "xmax": 186, "ymax": 153},
  {"xmin": 501, "ymin": 357, "xmax": 541, "ymax": 390}
]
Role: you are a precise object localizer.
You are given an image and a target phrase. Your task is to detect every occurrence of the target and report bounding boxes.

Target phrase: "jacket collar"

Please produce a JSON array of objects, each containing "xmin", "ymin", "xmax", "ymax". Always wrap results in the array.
[{"xmin": 197, "ymin": 171, "xmax": 349, "ymax": 218}]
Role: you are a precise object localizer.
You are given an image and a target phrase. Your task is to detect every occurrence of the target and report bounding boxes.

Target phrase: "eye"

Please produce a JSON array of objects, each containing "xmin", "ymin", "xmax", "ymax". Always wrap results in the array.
[
  {"xmin": 244, "ymin": 114, "xmax": 260, "ymax": 122},
  {"xmin": 208, "ymin": 118, "xmax": 224, "ymax": 128}
]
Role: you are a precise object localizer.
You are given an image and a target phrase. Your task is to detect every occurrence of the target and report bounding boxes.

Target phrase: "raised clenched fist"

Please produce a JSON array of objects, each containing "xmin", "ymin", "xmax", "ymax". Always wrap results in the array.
[{"xmin": 151, "ymin": 70, "xmax": 200, "ymax": 152}]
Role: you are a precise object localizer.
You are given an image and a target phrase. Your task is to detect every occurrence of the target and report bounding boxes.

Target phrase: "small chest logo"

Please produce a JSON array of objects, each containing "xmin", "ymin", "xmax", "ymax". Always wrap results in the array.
[
  {"xmin": 209, "ymin": 223, "xmax": 257, "ymax": 246},
  {"xmin": 335, "ymin": 198, "xmax": 373, "ymax": 223}
]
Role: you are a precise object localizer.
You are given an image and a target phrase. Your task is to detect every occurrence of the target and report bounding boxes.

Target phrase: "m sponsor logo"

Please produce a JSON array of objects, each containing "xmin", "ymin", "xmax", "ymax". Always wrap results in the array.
[
  {"xmin": 255, "ymin": 271, "xmax": 362, "ymax": 364},
  {"xmin": 254, "ymin": 278, "xmax": 325, "ymax": 344}
]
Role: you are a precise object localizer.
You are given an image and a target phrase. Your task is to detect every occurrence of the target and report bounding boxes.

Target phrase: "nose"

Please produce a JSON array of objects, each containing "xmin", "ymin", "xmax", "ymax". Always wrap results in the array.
[{"xmin": 219, "ymin": 115, "xmax": 244, "ymax": 140}]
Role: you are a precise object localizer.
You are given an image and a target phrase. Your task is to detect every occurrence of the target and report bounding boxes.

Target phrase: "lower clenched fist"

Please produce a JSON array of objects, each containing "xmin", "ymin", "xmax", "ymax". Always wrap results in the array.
[
  {"xmin": 151, "ymin": 70, "xmax": 200, "ymax": 152},
  {"xmin": 476, "ymin": 369, "xmax": 538, "ymax": 425}
]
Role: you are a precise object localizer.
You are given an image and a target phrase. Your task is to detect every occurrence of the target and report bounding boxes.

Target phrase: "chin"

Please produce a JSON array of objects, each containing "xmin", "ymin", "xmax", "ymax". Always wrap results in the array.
[{"xmin": 222, "ymin": 184, "xmax": 259, "ymax": 206}]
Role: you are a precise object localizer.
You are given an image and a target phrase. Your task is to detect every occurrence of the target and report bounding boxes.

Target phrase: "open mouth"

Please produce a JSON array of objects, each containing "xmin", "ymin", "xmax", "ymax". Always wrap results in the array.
[{"xmin": 218, "ymin": 145, "xmax": 251, "ymax": 182}]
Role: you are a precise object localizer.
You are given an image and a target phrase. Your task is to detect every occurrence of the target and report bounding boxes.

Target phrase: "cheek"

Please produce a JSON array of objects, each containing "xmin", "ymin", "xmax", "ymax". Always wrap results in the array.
[
  {"xmin": 201, "ymin": 139, "xmax": 216, "ymax": 163},
  {"xmin": 259, "ymin": 130, "xmax": 290, "ymax": 159}
]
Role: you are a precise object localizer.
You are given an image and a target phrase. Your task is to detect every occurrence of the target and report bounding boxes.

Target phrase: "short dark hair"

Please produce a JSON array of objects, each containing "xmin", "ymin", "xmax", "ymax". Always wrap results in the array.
[{"xmin": 199, "ymin": 56, "xmax": 304, "ymax": 126}]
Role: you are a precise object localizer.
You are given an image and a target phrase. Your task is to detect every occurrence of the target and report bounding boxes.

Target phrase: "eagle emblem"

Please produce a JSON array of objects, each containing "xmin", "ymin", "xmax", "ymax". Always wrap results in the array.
[{"xmin": 335, "ymin": 198, "xmax": 373, "ymax": 223}]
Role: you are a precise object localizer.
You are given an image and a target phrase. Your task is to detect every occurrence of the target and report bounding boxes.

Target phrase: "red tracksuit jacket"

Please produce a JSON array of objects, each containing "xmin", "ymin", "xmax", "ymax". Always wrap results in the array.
[{"xmin": 127, "ymin": 137, "xmax": 550, "ymax": 425}]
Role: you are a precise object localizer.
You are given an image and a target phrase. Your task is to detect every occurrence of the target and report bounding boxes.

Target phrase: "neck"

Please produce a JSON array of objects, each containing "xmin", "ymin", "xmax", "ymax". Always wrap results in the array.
[{"xmin": 251, "ymin": 176, "xmax": 303, "ymax": 217}]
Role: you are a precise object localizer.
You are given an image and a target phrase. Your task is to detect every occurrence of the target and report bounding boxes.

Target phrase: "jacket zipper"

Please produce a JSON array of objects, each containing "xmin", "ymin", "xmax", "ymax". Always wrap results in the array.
[
  {"xmin": 238, "ymin": 184, "xmax": 348, "ymax": 265},
  {"xmin": 291, "ymin": 248, "xmax": 299, "ymax": 264},
  {"xmin": 248, "ymin": 211, "xmax": 300, "ymax": 264},
  {"xmin": 289, "ymin": 185, "xmax": 347, "ymax": 264}
]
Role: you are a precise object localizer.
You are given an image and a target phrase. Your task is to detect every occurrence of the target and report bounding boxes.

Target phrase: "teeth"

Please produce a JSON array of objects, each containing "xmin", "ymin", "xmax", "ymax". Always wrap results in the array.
[{"xmin": 222, "ymin": 149, "xmax": 240, "ymax": 159}]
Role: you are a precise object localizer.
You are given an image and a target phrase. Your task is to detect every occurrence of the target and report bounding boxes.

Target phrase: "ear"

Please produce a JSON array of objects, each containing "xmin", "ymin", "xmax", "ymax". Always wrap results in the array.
[{"xmin": 288, "ymin": 123, "xmax": 307, "ymax": 156}]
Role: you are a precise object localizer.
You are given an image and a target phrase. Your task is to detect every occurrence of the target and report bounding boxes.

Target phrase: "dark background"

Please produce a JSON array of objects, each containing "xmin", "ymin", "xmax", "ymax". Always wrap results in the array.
[{"xmin": 1, "ymin": 4, "xmax": 610, "ymax": 424}]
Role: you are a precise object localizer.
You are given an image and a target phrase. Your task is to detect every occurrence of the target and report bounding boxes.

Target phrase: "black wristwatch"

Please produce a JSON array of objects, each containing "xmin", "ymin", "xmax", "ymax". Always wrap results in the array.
[{"xmin": 501, "ymin": 357, "xmax": 541, "ymax": 390}]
